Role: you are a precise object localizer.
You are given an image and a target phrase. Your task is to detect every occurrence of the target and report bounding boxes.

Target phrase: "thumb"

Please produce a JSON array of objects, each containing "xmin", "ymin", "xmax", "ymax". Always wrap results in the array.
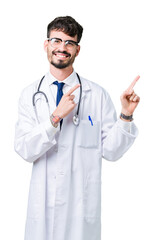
[{"xmin": 121, "ymin": 89, "xmax": 134, "ymax": 99}]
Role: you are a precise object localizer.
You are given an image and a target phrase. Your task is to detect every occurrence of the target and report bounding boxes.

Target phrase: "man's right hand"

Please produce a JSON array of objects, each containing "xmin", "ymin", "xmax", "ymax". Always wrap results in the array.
[{"xmin": 52, "ymin": 84, "xmax": 80, "ymax": 120}]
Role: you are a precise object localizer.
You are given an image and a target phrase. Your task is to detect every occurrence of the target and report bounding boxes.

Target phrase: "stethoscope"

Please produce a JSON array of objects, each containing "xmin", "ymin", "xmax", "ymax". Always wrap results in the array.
[{"xmin": 32, "ymin": 73, "xmax": 82, "ymax": 126}]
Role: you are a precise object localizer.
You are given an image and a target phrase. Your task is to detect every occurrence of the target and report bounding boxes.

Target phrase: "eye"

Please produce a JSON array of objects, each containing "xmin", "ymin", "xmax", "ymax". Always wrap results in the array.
[
  {"xmin": 52, "ymin": 38, "xmax": 61, "ymax": 44},
  {"xmin": 65, "ymin": 41, "xmax": 74, "ymax": 46}
]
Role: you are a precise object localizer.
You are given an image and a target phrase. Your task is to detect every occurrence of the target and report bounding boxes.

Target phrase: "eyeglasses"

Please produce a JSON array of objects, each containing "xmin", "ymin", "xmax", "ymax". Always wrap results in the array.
[{"xmin": 47, "ymin": 38, "xmax": 79, "ymax": 49}]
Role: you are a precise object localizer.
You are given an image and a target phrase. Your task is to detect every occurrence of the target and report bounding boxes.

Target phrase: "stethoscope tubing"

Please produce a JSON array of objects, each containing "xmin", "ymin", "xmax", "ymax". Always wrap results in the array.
[{"xmin": 75, "ymin": 73, "xmax": 82, "ymax": 116}]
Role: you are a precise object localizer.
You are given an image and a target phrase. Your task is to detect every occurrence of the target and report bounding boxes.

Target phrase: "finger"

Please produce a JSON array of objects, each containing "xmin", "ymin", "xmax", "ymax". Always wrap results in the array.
[
  {"xmin": 69, "ymin": 95, "xmax": 75, "ymax": 100},
  {"xmin": 129, "ymin": 92, "xmax": 136, "ymax": 101},
  {"xmin": 69, "ymin": 99, "xmax": 76, "ymax": 106},
  {"xmin": 127, "ymin": 75, "xmax": 140, "ymax": 92},
  {"xmin": 65, "ymin": 84, "xmax": 80, "ymax": 96},
  {"xmin": 121, "ymin": 89, "xmax": 134, "ymax": 99},
  {"xmin": 133, "ymin": 95, "xmax": 140, "ymax": 102}
]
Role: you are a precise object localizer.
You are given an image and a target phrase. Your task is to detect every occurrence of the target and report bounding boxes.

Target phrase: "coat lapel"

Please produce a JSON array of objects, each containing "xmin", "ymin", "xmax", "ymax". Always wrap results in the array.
[{"xmin": 74, "ymin": 76, "xmax": 91, "ymax": 104}]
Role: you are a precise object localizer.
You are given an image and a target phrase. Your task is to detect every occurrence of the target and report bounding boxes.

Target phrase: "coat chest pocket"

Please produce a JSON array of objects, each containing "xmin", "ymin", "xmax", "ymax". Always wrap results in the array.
[{"xmin": 76, "ymin": 120, "xmax": 100, "ymax": 148}]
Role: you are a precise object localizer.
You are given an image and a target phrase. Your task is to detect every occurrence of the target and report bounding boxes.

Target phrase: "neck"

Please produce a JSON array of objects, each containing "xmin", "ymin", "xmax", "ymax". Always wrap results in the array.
[{"xmin": 49, "ymin": 64, "xmax": 74, "ymax": 81}]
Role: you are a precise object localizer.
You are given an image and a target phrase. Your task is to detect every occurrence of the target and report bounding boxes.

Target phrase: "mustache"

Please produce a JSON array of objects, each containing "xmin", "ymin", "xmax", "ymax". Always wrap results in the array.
[{"xmin": 52, "ymin": 50, "xmax": 71, "ymax": 57}]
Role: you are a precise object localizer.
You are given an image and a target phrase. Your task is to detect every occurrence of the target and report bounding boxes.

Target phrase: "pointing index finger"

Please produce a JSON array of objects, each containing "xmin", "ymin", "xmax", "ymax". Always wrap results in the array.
[
  {"xmin": 127, "ymin": 75, "xmax": 140, "ymax": 91},
  {"xmin": 65, "ymin": 84, "xmax": 80, "ymax": 96}
]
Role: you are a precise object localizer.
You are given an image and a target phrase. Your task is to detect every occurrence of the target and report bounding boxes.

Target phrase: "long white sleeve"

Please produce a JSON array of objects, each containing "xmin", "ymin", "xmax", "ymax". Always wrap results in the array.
[
  {"xmin": 14, "ymin": 92, "xmax": 59, "ymax": 163},
  {"xmin": 101, "ymin": 91, "xmax": 138, "ymax": 161}
]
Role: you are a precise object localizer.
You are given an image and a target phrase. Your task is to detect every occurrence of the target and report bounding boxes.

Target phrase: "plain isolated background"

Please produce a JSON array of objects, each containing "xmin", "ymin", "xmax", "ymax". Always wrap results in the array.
[{"xmin": 0, "ymin": 0, "xmax": 154, "ymax": 239}]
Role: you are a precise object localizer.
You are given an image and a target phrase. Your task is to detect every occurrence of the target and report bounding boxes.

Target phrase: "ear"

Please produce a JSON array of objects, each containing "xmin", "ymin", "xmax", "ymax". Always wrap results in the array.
[
  {"xmin": 76, "ymin": 45, "xmax": 81, "ymax": 57},
  {"xmin": 44, "ymin": 40, "xmax": 48, "ymax": 52}
]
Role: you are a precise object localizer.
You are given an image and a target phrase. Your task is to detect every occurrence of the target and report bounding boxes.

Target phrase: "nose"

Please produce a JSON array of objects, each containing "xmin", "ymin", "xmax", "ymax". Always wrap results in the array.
[{"xmin": 58, "ymin": 41, "xmax": 67, "ymax": 51}]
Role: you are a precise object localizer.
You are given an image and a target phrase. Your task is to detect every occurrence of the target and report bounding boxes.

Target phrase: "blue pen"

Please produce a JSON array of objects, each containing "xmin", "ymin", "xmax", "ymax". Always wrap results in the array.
[{"xmin": 88, "ymin": 116, "xmax": 93, "ymax": 126}]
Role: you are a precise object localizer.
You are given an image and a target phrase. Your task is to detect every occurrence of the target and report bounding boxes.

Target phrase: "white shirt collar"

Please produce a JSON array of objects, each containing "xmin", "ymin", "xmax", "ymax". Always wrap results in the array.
[{"xmin": 47, "ymin": 70, "xmax": 78, "ymax": 87}]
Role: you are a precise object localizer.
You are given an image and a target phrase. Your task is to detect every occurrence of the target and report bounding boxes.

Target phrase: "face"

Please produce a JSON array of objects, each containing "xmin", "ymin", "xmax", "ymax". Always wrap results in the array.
[{"xmin": 44, "ymin": 30, "xmax": 80, "ymax": 69}]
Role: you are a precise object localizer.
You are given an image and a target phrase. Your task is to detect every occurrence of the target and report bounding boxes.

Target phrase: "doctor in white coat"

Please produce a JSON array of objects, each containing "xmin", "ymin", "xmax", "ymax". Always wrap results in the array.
[{"xmin": 14, "ymin": 16, "xmax": 140, "ymax": 240}]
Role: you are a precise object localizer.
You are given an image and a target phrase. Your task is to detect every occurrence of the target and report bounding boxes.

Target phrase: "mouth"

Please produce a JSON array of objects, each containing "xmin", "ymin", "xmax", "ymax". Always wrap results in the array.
[{"xmin": 53, "ymin": 51, "xmax": 71, "ymax": 60}]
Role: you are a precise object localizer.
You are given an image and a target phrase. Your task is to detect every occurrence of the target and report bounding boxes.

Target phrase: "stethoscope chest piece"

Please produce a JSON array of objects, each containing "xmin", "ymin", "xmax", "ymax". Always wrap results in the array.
[{"xmin": 73, "ymin": 114, "xmax": 80, "ymax": 126}]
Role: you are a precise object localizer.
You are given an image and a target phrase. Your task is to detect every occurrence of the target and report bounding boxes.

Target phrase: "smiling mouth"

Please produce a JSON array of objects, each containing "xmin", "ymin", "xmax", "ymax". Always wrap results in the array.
[{"xmin": 53, "ymin": 51, "xmax": 71, "ymax": 60}]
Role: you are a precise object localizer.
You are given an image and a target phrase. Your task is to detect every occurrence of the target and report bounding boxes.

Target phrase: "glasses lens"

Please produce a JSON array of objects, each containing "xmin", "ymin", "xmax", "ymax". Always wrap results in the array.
[
  {"xmin": 50, "ymin": 38, "xmax": 62, "ymax": 47},
  {"xmin": 65, "ymin": 41, "xmax": 76, "ymax": 48}
]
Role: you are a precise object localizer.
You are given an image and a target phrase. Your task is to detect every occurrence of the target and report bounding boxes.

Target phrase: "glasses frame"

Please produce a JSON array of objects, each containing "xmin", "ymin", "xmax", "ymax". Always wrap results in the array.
[{"xmin": 47, "ymin": 37, "xmax": 79, "ymax": 48}]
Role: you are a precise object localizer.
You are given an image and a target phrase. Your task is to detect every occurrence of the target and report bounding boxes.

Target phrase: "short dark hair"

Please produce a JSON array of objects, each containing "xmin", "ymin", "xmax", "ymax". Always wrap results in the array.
[{"xmin": 47, "ymin": 16, "xmax": 83, "ymax": 43}]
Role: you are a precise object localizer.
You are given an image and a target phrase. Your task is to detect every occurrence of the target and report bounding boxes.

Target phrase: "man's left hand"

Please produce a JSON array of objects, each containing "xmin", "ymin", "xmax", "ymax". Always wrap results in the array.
[{"xmin": 120, "ymin": 75, "xmax": 140, "ymax": 116}]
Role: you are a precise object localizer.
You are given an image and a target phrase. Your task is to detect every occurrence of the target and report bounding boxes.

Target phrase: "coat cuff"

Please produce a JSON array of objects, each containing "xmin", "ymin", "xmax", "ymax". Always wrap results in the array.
[
  {"xmin": 117, "ymin": 118, "xmax": 139, "ymax": 137},
  {"xmin": 42, "ymin": 118, "xmax": 60, "ymax": 142}
]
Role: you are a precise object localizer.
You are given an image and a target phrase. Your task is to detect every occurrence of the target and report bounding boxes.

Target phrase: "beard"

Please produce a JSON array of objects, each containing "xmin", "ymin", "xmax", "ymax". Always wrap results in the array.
[
  {"xmin": 51, "ymin": 60, "xmax": 72, "ymax": 69},
  {"xmin": 49, "ymin": 50, "xmax": 76, "ymax": 69}
]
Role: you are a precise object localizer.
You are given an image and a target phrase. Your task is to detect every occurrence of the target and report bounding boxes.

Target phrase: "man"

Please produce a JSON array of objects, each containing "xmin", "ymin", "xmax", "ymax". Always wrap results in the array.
[{"xmin": 14, "ymin": 16, "xmax": 140, "ymax": 240}]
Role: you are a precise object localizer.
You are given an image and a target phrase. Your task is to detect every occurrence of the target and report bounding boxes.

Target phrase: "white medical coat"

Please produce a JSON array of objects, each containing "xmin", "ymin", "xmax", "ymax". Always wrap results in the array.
[{"xmin": 14, "ymin": 71, "xmax": 138, "ymax": 240}]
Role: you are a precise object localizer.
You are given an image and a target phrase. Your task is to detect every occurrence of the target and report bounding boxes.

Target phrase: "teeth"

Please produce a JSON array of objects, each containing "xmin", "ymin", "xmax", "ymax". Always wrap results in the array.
[{"xmin": 56, "ymin": 54, "xmax": 67, "ymax": 58}]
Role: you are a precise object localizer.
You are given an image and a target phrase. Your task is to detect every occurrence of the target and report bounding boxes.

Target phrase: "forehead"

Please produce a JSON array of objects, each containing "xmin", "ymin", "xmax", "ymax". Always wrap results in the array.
[{"xmin": 49, "ymin": 30, "xmax": 78, "ymax": 42}]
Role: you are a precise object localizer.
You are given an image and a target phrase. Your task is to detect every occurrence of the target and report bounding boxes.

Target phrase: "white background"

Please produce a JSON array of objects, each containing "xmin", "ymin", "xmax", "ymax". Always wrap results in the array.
[{"xmin": 0, "ymin": 0, "xmax": 154, "ymax": 239}]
